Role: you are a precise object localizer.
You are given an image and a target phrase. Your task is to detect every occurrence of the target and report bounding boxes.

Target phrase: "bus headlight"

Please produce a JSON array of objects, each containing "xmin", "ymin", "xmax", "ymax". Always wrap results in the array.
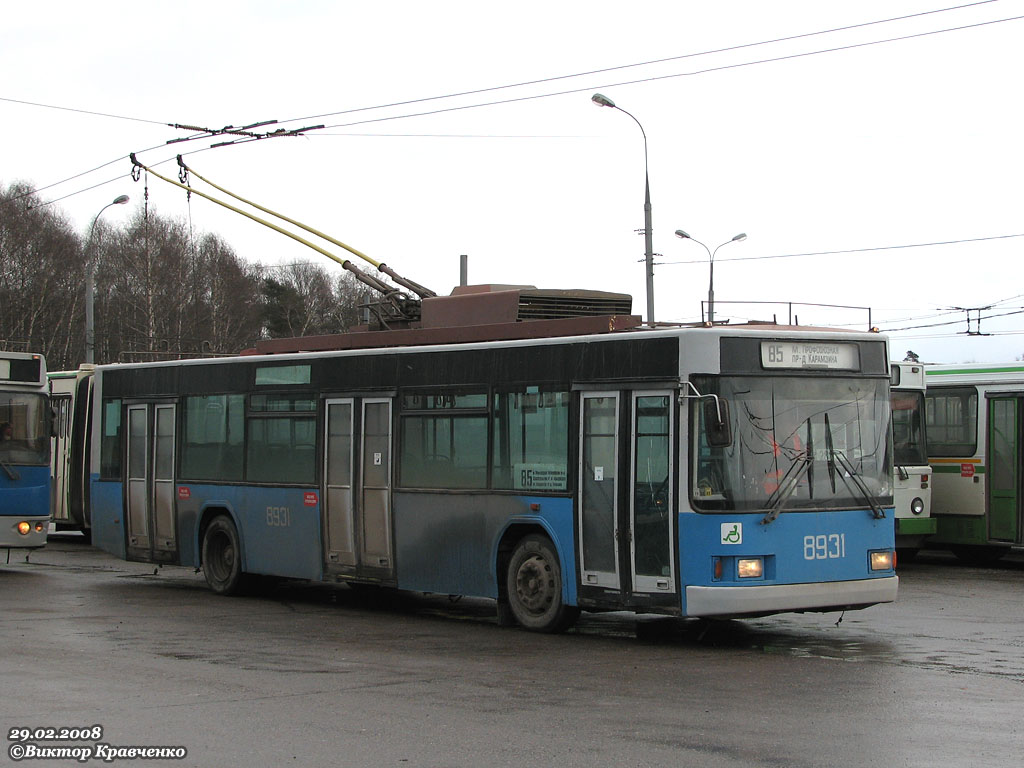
[
  {"xmin": 17, "ymin": 521, "xmax": 31, "ymax": 536},
  {"xmin": 910, "ymin": 497, "xmax": 925, "ymax": 516},
  {"xmin": 737, "ymin": 558, "xmax": 764, "ymax": 578},
  {"xmin": 870, "ymin": 550, "xmax": 894, "ymax": 571}
]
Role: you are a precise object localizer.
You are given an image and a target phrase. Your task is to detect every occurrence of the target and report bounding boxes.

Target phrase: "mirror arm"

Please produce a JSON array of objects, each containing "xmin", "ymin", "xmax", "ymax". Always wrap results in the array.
[{"xmin": 680, "ymin": 382, "xmax": 724, "ymax": 424}]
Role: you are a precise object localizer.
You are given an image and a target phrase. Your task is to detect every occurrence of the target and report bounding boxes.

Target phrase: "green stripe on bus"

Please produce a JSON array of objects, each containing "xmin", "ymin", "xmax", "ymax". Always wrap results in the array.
[
  {"xmin": 926, "ymin": 365, "xmax": 1024, "ymax": 376},
  {"xmin": 930, "ymin": 464, "xmax": 985, "ymax": 473},
  {"xmin": 896, "ymin": 518, "xmax": 938, "ymax": 536}
]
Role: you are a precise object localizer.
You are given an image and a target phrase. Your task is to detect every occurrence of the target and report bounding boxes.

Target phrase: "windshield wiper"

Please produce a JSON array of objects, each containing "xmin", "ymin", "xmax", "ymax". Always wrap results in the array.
[
  {"xmin": 762, "ymin": 452, "xmax": 810, "ymax": 525},
  {"xmin": 824, "ymin": 415, "xmax": 885, "ymax": 520},
  {"xmin": 804, "ymin": 417, "xmax": 814, "ymax": 501},
  {"xmin": 0, "ymin": 460, "xmax": 20, "ymax": 481},
  {"xmin": 824, "ymin": 413, "xmax": 837, "ymax": 493}
]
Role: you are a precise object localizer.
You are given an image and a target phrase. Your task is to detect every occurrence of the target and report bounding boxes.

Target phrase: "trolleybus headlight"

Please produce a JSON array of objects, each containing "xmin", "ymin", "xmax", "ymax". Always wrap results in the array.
[
  {"xmin": 737, "ymin": 558, "xmax": 764, "ymax": 579},
  {"xmin": 17, "ymin": 521, "xmax": 31, "ymax": 536},
  {"xmin": 910, "ymin": 497, "xmax": 925, "ymax": 516},
  {"xmin": 34, "ymin": 523, "xmax": 45, "ymax": 533},
  {"xmin": 870, "ymin": 550, "xmax": 894, "ymax": 571}
]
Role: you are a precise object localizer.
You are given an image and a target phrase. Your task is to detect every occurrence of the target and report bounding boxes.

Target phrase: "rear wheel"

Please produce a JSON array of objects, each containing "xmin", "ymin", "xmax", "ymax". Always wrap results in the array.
[
  {"xmin": 506, "ymin": 535, "xmax": 579, "ymax": 633},
  {"xmin": 202, "ymin": 515, "xmax": 246, "ymax": 595}
]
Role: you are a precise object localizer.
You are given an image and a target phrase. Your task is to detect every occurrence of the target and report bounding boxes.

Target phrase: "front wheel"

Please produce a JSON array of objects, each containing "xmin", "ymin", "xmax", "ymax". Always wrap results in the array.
[
  {"xmin": 202, "ymin": 515, "xmax": 247, "ymax": 595},
  {"xmin": 506, "ymin": 535, "xmax": 579, "ymax": 633}
]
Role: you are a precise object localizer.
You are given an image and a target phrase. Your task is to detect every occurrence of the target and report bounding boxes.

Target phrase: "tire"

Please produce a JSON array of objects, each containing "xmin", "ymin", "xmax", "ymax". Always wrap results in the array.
[
  {"xmin": 202, "ymin": 515, "xmax": 246, "ymax": 595},
  {"xmin": 506, "ymin": 535, "xmax": 579, "ymax": 633}
]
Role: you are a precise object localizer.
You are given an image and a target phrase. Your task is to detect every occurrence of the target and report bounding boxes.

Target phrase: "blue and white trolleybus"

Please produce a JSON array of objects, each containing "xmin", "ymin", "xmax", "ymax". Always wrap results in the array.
[
  {"xmin": 82, "ymin": 289, "xmax": 898, "ymax": 631},
  {"xmin": 1, "ymin": 351, "xmax": 51, "ymax": 552}
]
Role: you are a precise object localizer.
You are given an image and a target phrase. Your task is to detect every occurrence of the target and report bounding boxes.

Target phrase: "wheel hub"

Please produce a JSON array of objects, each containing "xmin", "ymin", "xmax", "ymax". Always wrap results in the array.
[{"xmin": 515, "ymin": 554, "xmax": 554, "ymax": 614}]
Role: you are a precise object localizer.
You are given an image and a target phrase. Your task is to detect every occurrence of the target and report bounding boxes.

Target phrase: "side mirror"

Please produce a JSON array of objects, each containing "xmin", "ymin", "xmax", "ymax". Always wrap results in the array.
[{"xmin": 704, "ymin": 397, "xmax": 732, "ymax": 448}]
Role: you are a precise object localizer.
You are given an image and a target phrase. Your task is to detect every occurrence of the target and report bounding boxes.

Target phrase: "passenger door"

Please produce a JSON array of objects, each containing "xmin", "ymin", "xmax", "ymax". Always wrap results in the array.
[
  {"xmin": 323, "ymin": 399, "xmax": 356, "ymax": 567},
  {"xmin": 630, "ymin": 391, "xmax": 675, "ymax": 593},
  {"xmin": 322, "ymin": 397, "xmax": 395, "ymax": 579},
  {"xmin": 578, "ymin": 390, "xmax": 677, "ymax": 597},
  {"xmin": 50, "ymin": 394, "xmax": 72, "ymax": 525},
  {"xmin": 988, "ymin": 397, "xmax": 1021, "ymax": 543},
  {"xmin": 579, "ymin": 392, "xmax": 621, "ymax": 589},
  {"xmin": 125, "ymin": 403, "xmax": 178, "ymax": 561}
]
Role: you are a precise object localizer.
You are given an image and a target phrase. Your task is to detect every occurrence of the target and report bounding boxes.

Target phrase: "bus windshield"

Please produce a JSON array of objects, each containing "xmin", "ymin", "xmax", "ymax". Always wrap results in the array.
[
  {"xmin": 0, "ymin": 392, "xmax": 49, "ymax": 465},
  {"xmin": 892, "ymin": 390, "xmax": 928, "ymax": 467},
  {"xmin": 691, "ymin": 375, "xmax": 892, "ymax": 513}
]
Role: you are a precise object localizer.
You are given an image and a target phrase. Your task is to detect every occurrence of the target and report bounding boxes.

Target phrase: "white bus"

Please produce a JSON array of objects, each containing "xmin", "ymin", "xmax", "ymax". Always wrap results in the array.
[
  {"xmin": 49, "ymin": 366, "xmax": 95, "ymax": 539},
  {"xmin": 890, "ymin": 362, "xmax": 934, "ymax": 557}
]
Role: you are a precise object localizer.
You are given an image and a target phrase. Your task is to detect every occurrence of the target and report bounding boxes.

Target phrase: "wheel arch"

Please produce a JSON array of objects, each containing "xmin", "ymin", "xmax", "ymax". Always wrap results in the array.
[
  {"xmin": 196, "ymin": 503, "xmax": 245, "ymax": 570},
  {"xmin": 494, "ymin": 520, "xmax": 575, "ymax": 607}
]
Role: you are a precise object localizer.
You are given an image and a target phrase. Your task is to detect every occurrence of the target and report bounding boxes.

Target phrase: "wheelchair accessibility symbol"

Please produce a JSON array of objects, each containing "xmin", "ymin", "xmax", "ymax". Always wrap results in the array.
[{"xmin": 721, "ymin": 523, "xmax": 742, "ymax": 545}]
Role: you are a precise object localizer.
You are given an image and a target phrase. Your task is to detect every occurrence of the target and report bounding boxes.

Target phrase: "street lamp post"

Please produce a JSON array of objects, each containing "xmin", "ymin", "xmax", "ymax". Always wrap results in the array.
[
  {"xmin": 85, "ymin": 195, "xmax": 129, "ymax": 364},
  {"xmin": 592, "ymin": 93, "xmax": 655, "ymax": 325},
  {"xmin": 674, "ymin": 230, "xmax": 747, "ymax": 325}
]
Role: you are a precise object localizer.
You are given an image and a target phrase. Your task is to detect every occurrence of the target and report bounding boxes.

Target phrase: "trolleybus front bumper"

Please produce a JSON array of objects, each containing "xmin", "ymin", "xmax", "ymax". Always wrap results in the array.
[
  {"xmin": 1, "ymin": 516, "xmax": 49, "ymax": 549},
  {"xmin": 684, "ymin": 575, "xmax": 898, "ymax": 618}
]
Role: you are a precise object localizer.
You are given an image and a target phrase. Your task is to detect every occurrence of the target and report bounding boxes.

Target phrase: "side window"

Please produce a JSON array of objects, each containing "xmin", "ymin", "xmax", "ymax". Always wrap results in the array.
[
  {"xmin": 925, "ymin": 387, "xmax": 978, "ymax": 457},
  {"xmin": 180, "ymin": 394, "xmax": 245, "ymax": 481},
  {"xmin": 100, "ymin": 399, "xmax": 122, "ymax": 479},
  {"xmin": 399, "ymin": 391, "xmax": 488, "ymax": 489},
  {"xmin": 245, "ymin": 394, "xmax": 317, "ymax": 484},
  {"xmin": 492, "ymin": 389, "xmax": 569, "ymax": 491}
]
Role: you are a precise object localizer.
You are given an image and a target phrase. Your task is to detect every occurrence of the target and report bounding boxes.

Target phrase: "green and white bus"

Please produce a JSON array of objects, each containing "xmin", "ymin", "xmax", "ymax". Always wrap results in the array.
[
  {"xmin": 890, "ymin": 362, "xmax": 934, "ymax": 557},
  {"xmin": 925, "ymin": 363, "xmax": 1024, "ymax": 562}
]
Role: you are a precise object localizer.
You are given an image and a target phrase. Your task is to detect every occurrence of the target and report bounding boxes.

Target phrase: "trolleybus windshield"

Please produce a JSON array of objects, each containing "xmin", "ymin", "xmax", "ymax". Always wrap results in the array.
[
  {"xmin": 0, "ymin": 391, "xmax": 49, "ymax": 465},
  {"xmin": 691, "ymin": 375, "xmax": 891, "ymax": 512}
]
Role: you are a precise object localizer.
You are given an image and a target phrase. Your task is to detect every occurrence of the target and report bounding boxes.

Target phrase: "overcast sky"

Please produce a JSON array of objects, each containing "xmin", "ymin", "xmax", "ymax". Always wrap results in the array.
[{"xmin": 3, "ymin": 0, "xmax": 1022, "ymax": 363}]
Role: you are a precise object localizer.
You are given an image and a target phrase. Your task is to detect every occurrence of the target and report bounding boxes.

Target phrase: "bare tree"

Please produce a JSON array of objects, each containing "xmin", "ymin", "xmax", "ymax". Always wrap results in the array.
[
  {"xmin": 0, "ymin": 183, "xmax": 84, "ymax": 369},
  {"xmin": 194, "ymin": 233, "xmax": 263, "ymax": 354},
  {"xmin": 2, "ymin": 182, "xmax": 372, "ymax": 365},
  {"xmin": 263, "ymin": 261, "xmax": 342, "ymax": 338}
]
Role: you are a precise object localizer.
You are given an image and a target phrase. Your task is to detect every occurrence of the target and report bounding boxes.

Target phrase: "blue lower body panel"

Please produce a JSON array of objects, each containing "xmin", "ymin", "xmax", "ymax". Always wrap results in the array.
[
  {"xmin": 393, "ymin": 492, "xmax": 576, "ymax": 604},
  {"xmin": 176, "ymin": 484, "xmax": 323, "ymax": 579},
  {"xmin": 0, "ymin": 465, "xmax": 49, "ymax": 548},
  {"xmin": 91, "ymin": 479, "xmax": 323, "ymax": 581}
]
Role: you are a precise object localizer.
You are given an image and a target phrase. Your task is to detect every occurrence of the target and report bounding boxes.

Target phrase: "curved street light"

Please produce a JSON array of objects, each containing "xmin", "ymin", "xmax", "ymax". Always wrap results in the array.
[
  {"xmin": 674, "ymin": 230, "xmax": 747, "ymax": 325},
  {"xmin": 85, "ymin": 194, "xmax": 130, "ymax": 363},
  {"xmin": 592, "ymin": 93, "xmax": 655, "ymax": 325}
]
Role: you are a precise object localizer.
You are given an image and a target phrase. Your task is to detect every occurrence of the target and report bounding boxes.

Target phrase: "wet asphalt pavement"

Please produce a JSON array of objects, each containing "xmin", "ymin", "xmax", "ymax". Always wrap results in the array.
[{"xmin": 2, "ymin": 537, "xmax": 1022, "ymax": 767}]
